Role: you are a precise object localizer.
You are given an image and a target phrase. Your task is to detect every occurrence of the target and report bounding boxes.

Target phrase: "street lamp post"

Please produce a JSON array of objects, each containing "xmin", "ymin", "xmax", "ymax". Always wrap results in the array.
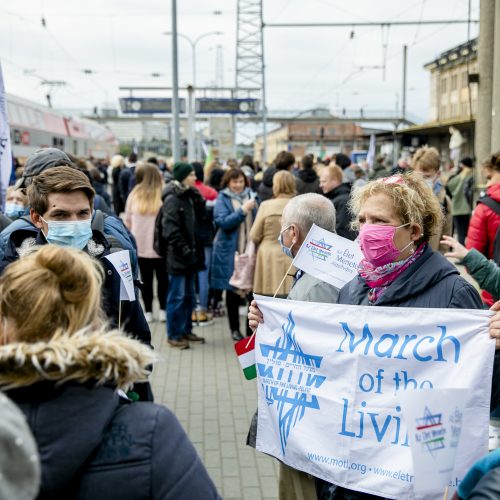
[{"xmin": 164, "ymin": 30, "xmax": 223, "ymax": 161}]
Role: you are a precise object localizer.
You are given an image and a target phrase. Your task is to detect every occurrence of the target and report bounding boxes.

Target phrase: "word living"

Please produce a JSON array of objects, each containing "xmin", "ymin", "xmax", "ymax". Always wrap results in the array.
[
  {"xmin": 257, "ymin": 312, "xmax": 326, "ymax": 454},
  {"xmin": 340, "ymin": 399, "xmax": 409, "ymax": 447},
  {"xmin": 336, "ymin": 322, "xmax": 461, "ymax": 364}
]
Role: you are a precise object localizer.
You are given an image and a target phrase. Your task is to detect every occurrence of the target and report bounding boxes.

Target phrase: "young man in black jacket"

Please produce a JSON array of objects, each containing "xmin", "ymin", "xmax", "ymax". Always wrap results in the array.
[{"xmin": 161, "ymin": 162, "xmax": 207, "ymax": 349}]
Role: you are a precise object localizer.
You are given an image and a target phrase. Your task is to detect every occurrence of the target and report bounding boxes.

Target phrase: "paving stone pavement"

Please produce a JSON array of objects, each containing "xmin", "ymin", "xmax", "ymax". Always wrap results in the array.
[{"xmin": 149, "ymin": 312, "xmax": 279, "ymax": 500}]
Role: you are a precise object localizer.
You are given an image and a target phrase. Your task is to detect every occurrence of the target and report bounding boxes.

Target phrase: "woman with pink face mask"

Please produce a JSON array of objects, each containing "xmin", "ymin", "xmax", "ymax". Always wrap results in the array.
[
  {"xmin": 337, "ymin": 172, "xmax": 481, "ymax": 308},
  {"xmin": 249, "ymin": 173, "xmax": 485, "ymax": 499},
  {"xmin": 314, "ymin": 172, "xmax": 484, "ymax": 500}
]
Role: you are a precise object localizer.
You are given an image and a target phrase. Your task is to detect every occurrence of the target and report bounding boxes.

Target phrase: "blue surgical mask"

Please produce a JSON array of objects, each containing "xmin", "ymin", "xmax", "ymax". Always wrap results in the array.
[
  {"xmin": 278, "ymin": 225, "xmax": 295, "ymax": 258},
  {"xmin": 4, "ymin": 202, "xmax": 25, "ymax": 219},
  {"xmin": 41, "ymin": 217, "xmax": 92, "ymax": 250}
]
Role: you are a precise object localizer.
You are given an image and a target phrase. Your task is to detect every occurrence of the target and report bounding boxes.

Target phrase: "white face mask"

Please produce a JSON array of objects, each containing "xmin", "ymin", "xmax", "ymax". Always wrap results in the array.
[
  {"xmin": 424, "ymin": 178, "xmax": 434, "ymax": 190},
  {"xmin": 41, "ymin": 217, "xmax": 92, "ymax": 250}
]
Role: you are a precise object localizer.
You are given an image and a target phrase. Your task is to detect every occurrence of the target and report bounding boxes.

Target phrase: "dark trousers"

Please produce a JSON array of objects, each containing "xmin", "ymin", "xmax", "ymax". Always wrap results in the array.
[
  {"xmin": 454, "ymin": 214, "xmax": 471, "ymax": 245},
  {"xmin": 138, "ymin": 257, "xmax": 167, "ymax": 313},
  {"xmin": 226, "ymin": 289, "xmax": 252, "ymax": 337}
]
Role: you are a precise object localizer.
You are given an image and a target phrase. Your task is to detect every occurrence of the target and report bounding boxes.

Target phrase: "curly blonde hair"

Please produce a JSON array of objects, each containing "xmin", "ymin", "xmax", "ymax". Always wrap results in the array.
[{"xmin": 349, "ymin": 172, "xmax": 444, "ymax": 243}]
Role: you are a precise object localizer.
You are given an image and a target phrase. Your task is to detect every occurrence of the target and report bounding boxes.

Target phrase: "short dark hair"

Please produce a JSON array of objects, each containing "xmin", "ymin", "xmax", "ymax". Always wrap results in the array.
[
  {"xmin": 221, "ymin": 168, "xmax": 249, "ymax": 189},
  {"xmin": 301, "ymin": 155, "xmax": 314, "ymax": 170},
  {"xmin": 28, "ymin": 166, "xmax": 95, "ymax": 215},
  {"xmin": 274, "ymin": 151, "xmax": 295, "ymax": 171},
  {"xmin": 192, "ymin": 162, "xmax": 204, "ymax": 182},
  {"xmin": 128, "ymin": 152, "xmax": 138, "ymax": 163}
]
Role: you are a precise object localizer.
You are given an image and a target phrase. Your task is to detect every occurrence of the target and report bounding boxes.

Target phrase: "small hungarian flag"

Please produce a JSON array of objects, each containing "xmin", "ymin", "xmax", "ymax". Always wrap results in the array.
[{"xmin": 234, "ymin": 334, "xmax": 256, "ymax": 380}]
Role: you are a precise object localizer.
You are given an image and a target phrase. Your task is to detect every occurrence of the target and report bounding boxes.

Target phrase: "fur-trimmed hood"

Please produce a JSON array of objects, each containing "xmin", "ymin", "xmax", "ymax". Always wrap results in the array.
[{"xmin": 0, "ymin": 328, "xmax": 157, "ymax": 391}]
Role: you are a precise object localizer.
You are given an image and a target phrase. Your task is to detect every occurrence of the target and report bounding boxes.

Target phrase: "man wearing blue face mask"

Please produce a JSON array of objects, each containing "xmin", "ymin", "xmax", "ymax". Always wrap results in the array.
[{"xmin": 0, "ymin": 166, "xmax": 153, "ymax": 400}]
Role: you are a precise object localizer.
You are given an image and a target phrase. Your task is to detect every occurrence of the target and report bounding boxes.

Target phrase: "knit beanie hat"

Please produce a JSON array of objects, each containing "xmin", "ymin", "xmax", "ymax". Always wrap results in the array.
[
  {"xmin": 173, "ymin": 162, "xmax": 194, "ymax": 182},
  {"xmin": 460, "ymin": 157, "xmax": 473, "ymax": 168}
]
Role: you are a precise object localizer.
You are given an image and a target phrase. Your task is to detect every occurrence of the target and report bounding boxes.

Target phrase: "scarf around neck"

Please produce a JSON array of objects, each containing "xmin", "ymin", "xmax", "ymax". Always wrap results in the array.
[
  {"xmin": 222, "ymin": 187, "xmax": 251, "ymax": 204},
  {"xmin": 358, "ymin": 243, "xmax": 426, "ymax": 304}
]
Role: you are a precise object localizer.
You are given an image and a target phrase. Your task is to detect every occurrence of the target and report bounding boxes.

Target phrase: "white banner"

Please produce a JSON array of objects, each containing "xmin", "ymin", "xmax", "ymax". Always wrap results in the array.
[
  {"xmin": 292, "ymin": 224, "xmax": 363, "ymax": 289},
  {"xmin": 0, "ymin": 61, "xmax": 12, "ymax": 209},
  {"xmin": 254, "ymin": 295, "xmax": 495, "ymax": 500}
]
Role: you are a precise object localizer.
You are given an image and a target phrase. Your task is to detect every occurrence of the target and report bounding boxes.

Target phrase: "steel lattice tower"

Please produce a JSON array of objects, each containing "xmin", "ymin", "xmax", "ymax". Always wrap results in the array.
[{"xmin": 235, "ymin": 0, "xmax": 267, "ymax": 161}]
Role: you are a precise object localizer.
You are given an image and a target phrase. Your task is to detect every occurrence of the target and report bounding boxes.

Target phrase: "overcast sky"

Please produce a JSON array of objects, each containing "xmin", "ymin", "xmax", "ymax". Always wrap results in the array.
[{"xmin": 1, "ymin": 0, "xmax": 479, "ymax": 124}]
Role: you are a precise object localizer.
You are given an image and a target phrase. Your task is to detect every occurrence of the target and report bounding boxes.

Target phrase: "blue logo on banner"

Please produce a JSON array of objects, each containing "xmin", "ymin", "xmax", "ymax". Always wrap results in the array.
[
  {"xmin": 258, "ymin": 312, "xmax": 326, "ymax": 454},
  {"xmin": 306, "ymin": 237, "xmax": 333, "ymax": 261}
]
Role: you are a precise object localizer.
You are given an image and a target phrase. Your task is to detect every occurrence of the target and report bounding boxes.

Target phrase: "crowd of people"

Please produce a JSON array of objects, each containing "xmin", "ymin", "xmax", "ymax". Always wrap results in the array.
[{"xmin": 1, "ymin": 144, "xmax": 500, "ymax": 499}]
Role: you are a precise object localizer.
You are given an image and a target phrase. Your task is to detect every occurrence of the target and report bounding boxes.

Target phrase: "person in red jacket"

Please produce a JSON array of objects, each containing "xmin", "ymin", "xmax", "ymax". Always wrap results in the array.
[{"xmin": 466, "ymin": 151, "xmax": 500, "ymax": 306}]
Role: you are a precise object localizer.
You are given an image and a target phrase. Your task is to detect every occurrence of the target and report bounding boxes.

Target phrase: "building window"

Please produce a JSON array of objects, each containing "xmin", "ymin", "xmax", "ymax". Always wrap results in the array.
[
  {"xmin": 441, "ymin": 77, "xmax": 447, "ymax": 93},
  {"xmin": 462, "ymin": 71, "xmax": 468, "ymax": 88},
  {"xmin": 450, "ymin": 103, "xmax": 458, "ymax": 117},
  {"xmin": 451, "ymin": 74, "xmax": 458, "ymax": 91},
  {"xmin": 440, "ymin": 105, "xmax": 447, "ymax": 120},
  {"xmin": 309, "ymin": 128, "xmax": 317, "ymax": 136}
]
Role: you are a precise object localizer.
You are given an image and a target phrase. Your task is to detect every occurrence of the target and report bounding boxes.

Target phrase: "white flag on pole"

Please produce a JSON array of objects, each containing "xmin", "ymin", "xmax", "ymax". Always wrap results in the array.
[
  {"xmin": 292, "ymin": 223, "xmax": 363, "ymax": 289},
  {"xmin": 104, "ymin": 250, "xmax": 136, "ymax": 301},
  {"xmin": 0, "ymin": 61, "xmax": 12, "ymax": 209},
  {"xmin": 399, "ymin": 388, "xmax": 468, "ymax": 495},
  {"xmin": 366, "ymin": 134, "xmax": 376, "ymax": 170}
]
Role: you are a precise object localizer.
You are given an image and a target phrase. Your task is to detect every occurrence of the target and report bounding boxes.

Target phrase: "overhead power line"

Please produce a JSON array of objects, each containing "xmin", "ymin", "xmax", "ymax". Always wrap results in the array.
[{"xmin": 265, "ymin": 19, "xmax": 479, "ymax": 28}]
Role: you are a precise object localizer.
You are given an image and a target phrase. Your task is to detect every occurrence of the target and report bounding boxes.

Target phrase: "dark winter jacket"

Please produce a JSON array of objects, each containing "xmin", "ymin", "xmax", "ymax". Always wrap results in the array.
[
  {"xmin": 317, "ymin": 245, "xmax": 483, "ymax": 500},
  {"xmin": 0, "ymin": 228, "xmax": 151, "ymax": 347},
  {"xmin": 1, "ymin": 330, "xmax": 220, "ymax": 500},
  {"xmin": 160, "ymin": 182, "xmax": 206, "ymax": 275},
  {"xmin": 338, "ymin": 244, "xmax": 482, "ymax": 308},
  {"xmin": 210, "ymin": 189, "xmax": 257, "ymax": 290},
  {"xmin": 295, "ymin": 169, "xmax": 319, "ymax": 195},
  {"xmin": 118, "ymin": 167, "xmax": 133, "ymax": 205},
  {"xmin": 257, "ymin": 167, "xmax": 276, "ymax": 202},
  {"xmin": 112, "ymin": 166, "xmax": 125, "ymax": 214},
  {"xmin": 323, "ymin": 183, "xmax": 357, "ymax": 241}
]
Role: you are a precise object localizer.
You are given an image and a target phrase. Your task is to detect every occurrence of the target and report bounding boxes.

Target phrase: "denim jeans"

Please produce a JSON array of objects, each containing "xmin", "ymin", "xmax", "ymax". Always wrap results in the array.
[
  {"xmin": 166, "ymin": 273, "xmax": 195, "ymax": 340},
  {"xmin": 197, "ymin": 246, "xmax": 212, "ymax": 310}
]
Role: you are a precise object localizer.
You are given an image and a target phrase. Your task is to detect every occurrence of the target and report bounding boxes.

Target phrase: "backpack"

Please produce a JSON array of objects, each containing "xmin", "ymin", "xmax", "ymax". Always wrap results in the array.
[
  {"xmin": 153, "ymin": 208, "xmax": 166, "ymax": 257},
  {"xmin": 463, "ymin": 176, "xmax": 474, "ymax": 208},
  {"xmin": 477, "ymin": 196, "xmax": 500, "ymax": 264}
]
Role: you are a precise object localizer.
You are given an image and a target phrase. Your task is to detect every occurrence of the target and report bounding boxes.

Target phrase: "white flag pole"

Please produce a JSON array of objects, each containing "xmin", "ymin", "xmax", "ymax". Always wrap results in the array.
[{"xmin": 0, "ymin": 61, "xmax": 12, "ymax": 210}]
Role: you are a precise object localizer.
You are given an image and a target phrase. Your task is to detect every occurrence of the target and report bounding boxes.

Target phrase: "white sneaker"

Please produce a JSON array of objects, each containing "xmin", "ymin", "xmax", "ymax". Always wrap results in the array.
[
  {"xmin": 158, "ymin": 310, "xmax": 166, "ymax": 322},
  {"xmin": 145, "ymin": 312, "xmax": 154, "ymax": 323}
]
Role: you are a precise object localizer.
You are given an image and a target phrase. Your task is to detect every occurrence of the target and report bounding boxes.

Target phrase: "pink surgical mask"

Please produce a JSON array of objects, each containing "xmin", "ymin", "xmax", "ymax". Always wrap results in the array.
[{"xmin": 359, "ymin": 223, "xmax": 412, "ymax": 267}]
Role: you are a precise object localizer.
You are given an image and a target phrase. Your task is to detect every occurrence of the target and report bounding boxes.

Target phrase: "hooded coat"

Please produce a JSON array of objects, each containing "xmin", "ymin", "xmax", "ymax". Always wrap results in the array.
[
  {"xmin": 1, "ymin": 330, "xmax": 220, "ymax": 500},
  {"xmin": 323, "ymin": 183, "xmax": 357, "ymax": 241},
  {"xmin": 257, "ymin": 167, "xmax": 276, "ymax": 202},
  {"xmin": 160, "ymin": 182, "xmax": 206, "ymax": 275},
  {"xmin": 295, "ymin": 169, "xmax": 320, "ymax": 195}
]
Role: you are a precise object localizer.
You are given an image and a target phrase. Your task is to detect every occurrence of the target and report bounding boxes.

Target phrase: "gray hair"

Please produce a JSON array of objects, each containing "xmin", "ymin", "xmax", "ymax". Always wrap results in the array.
[{"xmin": 282, "ymin": 193, "xmax": 336, "ymax": 235}]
